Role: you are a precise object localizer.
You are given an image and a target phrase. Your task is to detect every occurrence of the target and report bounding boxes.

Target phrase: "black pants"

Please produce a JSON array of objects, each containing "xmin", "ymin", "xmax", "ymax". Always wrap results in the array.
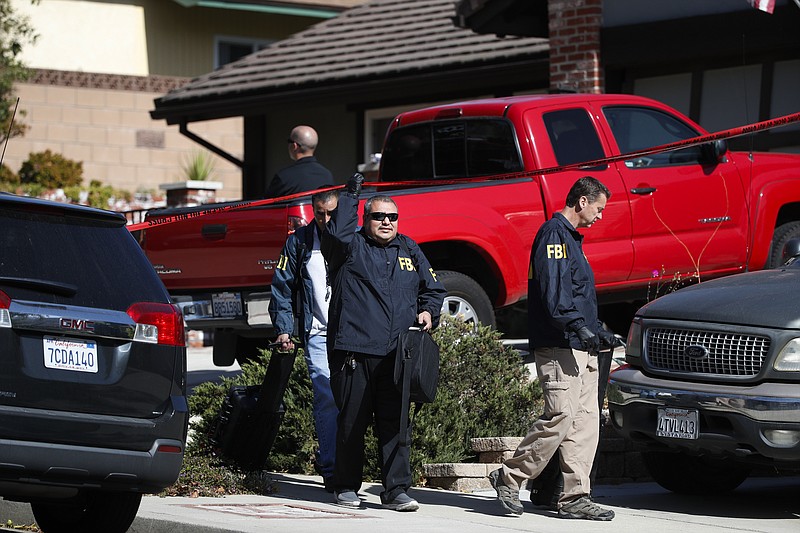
[{"xmin": 329, "ymin": 349, "xmax": 411, "ymax": 503}]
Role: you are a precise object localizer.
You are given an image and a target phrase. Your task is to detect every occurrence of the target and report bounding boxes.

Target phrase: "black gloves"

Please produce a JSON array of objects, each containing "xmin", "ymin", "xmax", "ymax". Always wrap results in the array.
[
  {"xmin": 575, "ymin": 326, "xmax": 600, "ymax": 353},
  {"xmin": 598, "ymin": 328, "xmax": 620, "ymax": 349},
  {"xmin": 346, "ymin": 173, "xmax": 364, "ymax": 196}
]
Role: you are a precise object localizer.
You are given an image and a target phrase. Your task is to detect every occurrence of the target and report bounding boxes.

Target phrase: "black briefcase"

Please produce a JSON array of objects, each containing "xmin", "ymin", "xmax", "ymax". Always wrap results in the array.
[{"xmin": 211, "ymin": 349, "xmax": 296, "ymax": 470}]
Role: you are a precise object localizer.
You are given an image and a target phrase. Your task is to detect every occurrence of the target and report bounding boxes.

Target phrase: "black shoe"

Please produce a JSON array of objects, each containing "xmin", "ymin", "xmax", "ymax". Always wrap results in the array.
[
  {"xmin": 558, "ymin": 496, "xmax": 615, "ymax": 521},
  {"xmin": 488, "ymin": 468, "xmax": 523, "ymax": 516},
  {"xmin": 333, "ymin": 490, "xmax": 361, "ymax": 508},
  {"xmin": 381, "ymin": 492, "xmax": 419, "ymax": 512},
  {"xmin": 323, "ymin": 477, "xmax": 335, "ymax": 493}
]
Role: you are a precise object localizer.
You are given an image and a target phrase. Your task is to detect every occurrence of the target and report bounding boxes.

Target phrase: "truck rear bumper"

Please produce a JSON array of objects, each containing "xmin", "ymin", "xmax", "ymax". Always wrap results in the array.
[
  {"xmin": 607, "ymin": 367, "xmax": 800, "ymax": 463},
  {"xmin": 173, "ymin": 291, "xmax": 272, "ymax": 331}
]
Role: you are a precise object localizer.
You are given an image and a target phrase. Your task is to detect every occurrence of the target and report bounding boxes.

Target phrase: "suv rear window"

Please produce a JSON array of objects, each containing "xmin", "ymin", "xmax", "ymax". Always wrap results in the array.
[
  {"xmin": 0, "ymin": 207, "xmax": 167, "ymax": 309},
  {"xmin": 380, "ymin": 118, "xmax": 523, "ymax": 181}
]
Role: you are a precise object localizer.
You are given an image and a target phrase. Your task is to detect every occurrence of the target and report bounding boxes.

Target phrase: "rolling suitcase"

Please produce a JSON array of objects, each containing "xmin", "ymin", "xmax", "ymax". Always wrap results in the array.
[{"xmin": 211, "ymin": 348, "xmax": 297, "ymax": 470}]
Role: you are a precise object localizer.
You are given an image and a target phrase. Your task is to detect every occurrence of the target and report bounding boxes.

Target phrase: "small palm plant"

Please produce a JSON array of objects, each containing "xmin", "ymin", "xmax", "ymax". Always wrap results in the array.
[{"xmin": 182, "ymin": 150, "xmax": 216, "ymax": 181}]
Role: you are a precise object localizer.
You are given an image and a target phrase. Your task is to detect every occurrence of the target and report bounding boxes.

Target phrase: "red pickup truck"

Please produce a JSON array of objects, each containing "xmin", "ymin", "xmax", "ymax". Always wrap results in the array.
[{"xmin": 141, "ymin": 94, "xmax": 800, "ymax": 366}]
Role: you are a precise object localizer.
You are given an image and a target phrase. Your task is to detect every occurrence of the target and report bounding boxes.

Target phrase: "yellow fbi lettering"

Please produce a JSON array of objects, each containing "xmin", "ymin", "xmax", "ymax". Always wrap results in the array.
[
  {"xmin": 276, "ymin": 254, "xmax": 288, "ymax": 270},
  {"xmin": 398, "ymin": 256, "xmax": 416, "ymax": 271},
  {"xmin": 546, "ymin": 244, "xmax": 568, "ymax": 259}
]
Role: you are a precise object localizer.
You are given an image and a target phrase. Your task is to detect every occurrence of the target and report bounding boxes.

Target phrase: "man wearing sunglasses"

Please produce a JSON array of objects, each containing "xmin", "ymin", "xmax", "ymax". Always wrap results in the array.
[
  {"xmin": 266, "ymin": 125, "xmax": 333, "ymax": 198},
  {"xmin": 322, "ymin": 174, "xmax": 446, "ymax": 512}
]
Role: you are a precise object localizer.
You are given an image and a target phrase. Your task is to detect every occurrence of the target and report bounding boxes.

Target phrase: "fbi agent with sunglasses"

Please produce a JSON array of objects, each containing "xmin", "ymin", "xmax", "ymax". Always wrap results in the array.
[{"xmin": 322, "ymin": 174, "xmax": 446, "ymax": 512}]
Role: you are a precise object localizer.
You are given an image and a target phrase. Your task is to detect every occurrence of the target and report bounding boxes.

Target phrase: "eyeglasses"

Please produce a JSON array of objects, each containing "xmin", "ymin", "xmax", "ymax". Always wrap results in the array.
[
  {"xmin": 368, "ymin": 212, "xmax": 399, "ymax": 222},
  {"xmin": 287, "ymin": 138, "xmax": 296, "ymax": 144}
]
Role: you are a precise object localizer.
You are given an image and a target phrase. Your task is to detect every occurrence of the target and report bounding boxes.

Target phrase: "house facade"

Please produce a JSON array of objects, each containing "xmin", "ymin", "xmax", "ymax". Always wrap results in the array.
[
  {"xmin": 5, "ymin": 0, "xmax": 362, "ymax": 203},
  {"xmin": 8, "ymin": 0, "xmax": 799, "ymax": 204},
  {"xmin": 151, "ymin": 0, "xmax": 800, "ymax": 200}
]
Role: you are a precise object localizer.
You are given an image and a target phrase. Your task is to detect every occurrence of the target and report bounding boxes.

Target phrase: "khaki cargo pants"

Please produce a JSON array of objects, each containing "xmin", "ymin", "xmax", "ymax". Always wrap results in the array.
[{"xmin": 500, "ymin": 346, "xmax": 599, "ymax": 504}]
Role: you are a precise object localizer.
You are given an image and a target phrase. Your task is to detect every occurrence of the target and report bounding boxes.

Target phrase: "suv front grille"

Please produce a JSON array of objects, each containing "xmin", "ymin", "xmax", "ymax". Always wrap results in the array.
[{"xmin": 645, "ymin": 328, "xmax": 770, "ymax": 377}]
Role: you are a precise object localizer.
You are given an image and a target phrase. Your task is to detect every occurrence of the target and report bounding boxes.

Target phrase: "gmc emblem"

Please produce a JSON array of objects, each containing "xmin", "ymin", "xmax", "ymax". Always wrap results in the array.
[
  {"xmin": 684, "ymin": 344, "xmax": 709, "ymax": 359},
  {"xmin": 60, "ymin": 318, "xmax": 95, "ymax": 332}
]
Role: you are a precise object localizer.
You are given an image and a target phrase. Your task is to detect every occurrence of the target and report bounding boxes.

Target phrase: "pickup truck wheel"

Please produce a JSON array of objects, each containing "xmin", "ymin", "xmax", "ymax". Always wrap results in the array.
[
  {"xmin": 642, "ymin": 451, "xmax": 750, "ymax": 494},
  {"xmin": 767, "ymin": 221, "xmax": 800, "ymax": 268},
  {"xmin": 438, "ymin": 271, "xmax": 495, "ymax": 328}
]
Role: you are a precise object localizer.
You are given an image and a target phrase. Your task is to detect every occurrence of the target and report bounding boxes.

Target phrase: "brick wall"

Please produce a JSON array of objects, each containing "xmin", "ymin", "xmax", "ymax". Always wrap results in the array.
[
  {"xmin": 548, "ymin": 0, "xmax": 604, "ymax": 93},
  {"xmin": 5, "ymin": 70, "xmax": 244, "ymax": 202}
]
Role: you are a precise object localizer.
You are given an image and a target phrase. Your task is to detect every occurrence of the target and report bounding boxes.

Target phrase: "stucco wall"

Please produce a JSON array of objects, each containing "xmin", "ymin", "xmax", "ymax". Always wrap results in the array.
[{"xmin": 14, "ymin": 0, "xmax": 322, "ymax": 78}]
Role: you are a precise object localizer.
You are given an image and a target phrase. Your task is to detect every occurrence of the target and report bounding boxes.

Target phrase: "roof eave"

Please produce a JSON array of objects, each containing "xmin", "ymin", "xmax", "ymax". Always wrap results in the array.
[
  {"xmin": 150, "ymin": 53, "xmax": 550, "ymax": 125},
  {"xmin": 171, "ymin": 0, "xmax": 344, "ymax": 18}
]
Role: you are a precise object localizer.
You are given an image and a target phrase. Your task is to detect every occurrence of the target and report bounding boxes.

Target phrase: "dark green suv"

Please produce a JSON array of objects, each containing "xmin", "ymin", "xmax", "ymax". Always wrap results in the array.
[{"xmin": 0, "ymin": 194, "xmax": 188, "ymax": 532}]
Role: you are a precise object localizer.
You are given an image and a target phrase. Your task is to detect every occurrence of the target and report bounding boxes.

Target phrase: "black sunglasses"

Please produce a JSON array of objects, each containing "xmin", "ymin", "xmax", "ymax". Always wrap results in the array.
[{"xmin": 368, "ymin": 212, "xmax": 399, "ymax": 222}]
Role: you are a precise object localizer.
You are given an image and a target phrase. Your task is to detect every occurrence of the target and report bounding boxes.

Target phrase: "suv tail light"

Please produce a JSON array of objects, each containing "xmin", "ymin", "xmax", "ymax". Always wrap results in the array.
[
  {"xmin": 127, "ymin": 302, "xmax": 186, "ymax": 346},
  {"xmin": 0, "ymin": 290, "xmax": 11, "ymax": 328}
]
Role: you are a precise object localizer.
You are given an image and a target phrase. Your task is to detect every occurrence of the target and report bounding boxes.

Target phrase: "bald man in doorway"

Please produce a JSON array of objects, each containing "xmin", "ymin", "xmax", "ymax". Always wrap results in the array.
[{"xmin": 266, "ymin": 125, "xmax": 334, "ymax": 198}]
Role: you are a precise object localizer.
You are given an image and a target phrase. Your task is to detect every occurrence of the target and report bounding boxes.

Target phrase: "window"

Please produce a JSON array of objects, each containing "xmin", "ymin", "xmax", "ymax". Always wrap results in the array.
[
  {"xmin": 214, "ymin": 37, "xmax": 272, "ymax": 69},
  {"xmin": 380, "ymin": 119, "xmax": 522, "ymax": 181},
  {"xmin": 543, "ymin": 109, "xmax": 606, "ymax": 168},
  {"xmin": 603, "ymin": 106, "xmax": 703, "ymax": 168}
]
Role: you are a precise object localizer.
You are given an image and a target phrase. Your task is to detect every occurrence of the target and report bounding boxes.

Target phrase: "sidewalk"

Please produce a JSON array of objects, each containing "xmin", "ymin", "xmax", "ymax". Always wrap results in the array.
[{"xmin": 3, "ymin": 472, "xmax": 798, "ymax": 533}]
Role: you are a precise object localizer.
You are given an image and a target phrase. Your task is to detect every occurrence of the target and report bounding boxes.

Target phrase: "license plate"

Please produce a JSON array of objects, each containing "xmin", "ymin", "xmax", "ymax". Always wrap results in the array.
[
  {"xmin": 212, "ymin": 292, "xmax": 242, "ymax": 317},
  {"xmin": 43, "ymin": 336, "xmax": 98, "ymax": 373},
  {"xmin": 657, "ymin": 407, "xmax": 699, "ymax": 439}
]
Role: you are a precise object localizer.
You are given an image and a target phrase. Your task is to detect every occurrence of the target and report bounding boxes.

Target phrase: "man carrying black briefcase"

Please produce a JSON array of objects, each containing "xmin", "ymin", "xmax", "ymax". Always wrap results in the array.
[{"xmin": 321, "ymin": 174, "xmax": 446, "ymax": 512}]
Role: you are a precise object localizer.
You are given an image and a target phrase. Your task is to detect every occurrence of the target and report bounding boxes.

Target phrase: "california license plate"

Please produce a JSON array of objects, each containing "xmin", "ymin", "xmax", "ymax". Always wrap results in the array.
[
  {"xmin": 657, "ymin": 407, "xmax": 699, "ymax": 439},
  {"xmin": 212, "ymin": 292, "xmax": 243, "ymax": 317},
  {"xmin": 43, "ymin": 336, "xmax": 98, "ymax": 373}
]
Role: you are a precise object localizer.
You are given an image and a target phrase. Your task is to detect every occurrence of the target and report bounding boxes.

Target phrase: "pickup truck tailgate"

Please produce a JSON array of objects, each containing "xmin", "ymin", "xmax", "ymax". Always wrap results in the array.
[{"xmin": 141, "ymin": 205, "xmax": 290, "ymax": 290}]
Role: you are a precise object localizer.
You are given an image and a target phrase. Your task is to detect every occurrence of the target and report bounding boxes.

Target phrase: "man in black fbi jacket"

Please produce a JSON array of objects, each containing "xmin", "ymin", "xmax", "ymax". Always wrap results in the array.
[
  {"xmin": 489, "ymin": 176, "xmax": 618, "ymax": 521},
  {"xmin": 321, "ymin": 173, "xmax": 446, "ymax": 512}
]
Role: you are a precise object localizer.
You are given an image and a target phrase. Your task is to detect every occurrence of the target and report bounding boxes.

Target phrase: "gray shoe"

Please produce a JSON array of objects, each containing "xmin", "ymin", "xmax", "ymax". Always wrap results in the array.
[
  {"xmin": 488, "ymin": 468, "xmax": 523, "ymax": 515},
  {"xmin": 558, "ymin": 496, "xmax": 615, "ymax": 521},
  {"xmin": 333, "ymin": 490, "xmax": 361, "ymax": 508},
  {"xmin": 382, "ymin": 492, "xmax": 419, "ymax": 512}
]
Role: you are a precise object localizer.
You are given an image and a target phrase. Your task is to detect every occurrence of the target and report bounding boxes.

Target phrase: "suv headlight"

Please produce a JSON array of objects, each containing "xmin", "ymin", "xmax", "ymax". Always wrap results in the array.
[{"xmin": 774, "ymin": 338, "xmax": 800, "ymax": 371}]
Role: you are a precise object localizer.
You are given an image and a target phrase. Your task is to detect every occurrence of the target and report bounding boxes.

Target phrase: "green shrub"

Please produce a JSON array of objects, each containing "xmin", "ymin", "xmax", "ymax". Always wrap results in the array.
[
  {"xmin": 185, "ymin": 316, "xmax": 542, "ymax": 492},
  {"xmin": 187, "ymin": 348, "xmax": 317, "ymax": 475},
  {"xmin": 160, "ymin": 455, "xmax": 274, "ymax": 497},
  {"xmin": 0, "ymin": 163, "xmax": 18, "ymax": 184},
  {"xmin": 18, "ymin": 149, "xmax": 83, "ymax": 189},
  {"xmin": 407, "ymin": 318, "xmax": 541, "ymax": 481},
  {"xmin": 14, "ymin": 182, "xmax": 43, "ymax": 198},
  {"xmin": 86, "ymin": 179, "xmax": 115, "ymax": 209}
]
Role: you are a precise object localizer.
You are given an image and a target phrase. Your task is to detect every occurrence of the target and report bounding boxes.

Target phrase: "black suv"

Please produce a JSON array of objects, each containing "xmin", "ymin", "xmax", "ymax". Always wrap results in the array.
[
  {"xmin": 607, "ymin": 240, "xmax": 800, "ymax": 494},
  {"xmin": 0, "ymin": 194, "xmax": 188, "ymax": 532}
]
